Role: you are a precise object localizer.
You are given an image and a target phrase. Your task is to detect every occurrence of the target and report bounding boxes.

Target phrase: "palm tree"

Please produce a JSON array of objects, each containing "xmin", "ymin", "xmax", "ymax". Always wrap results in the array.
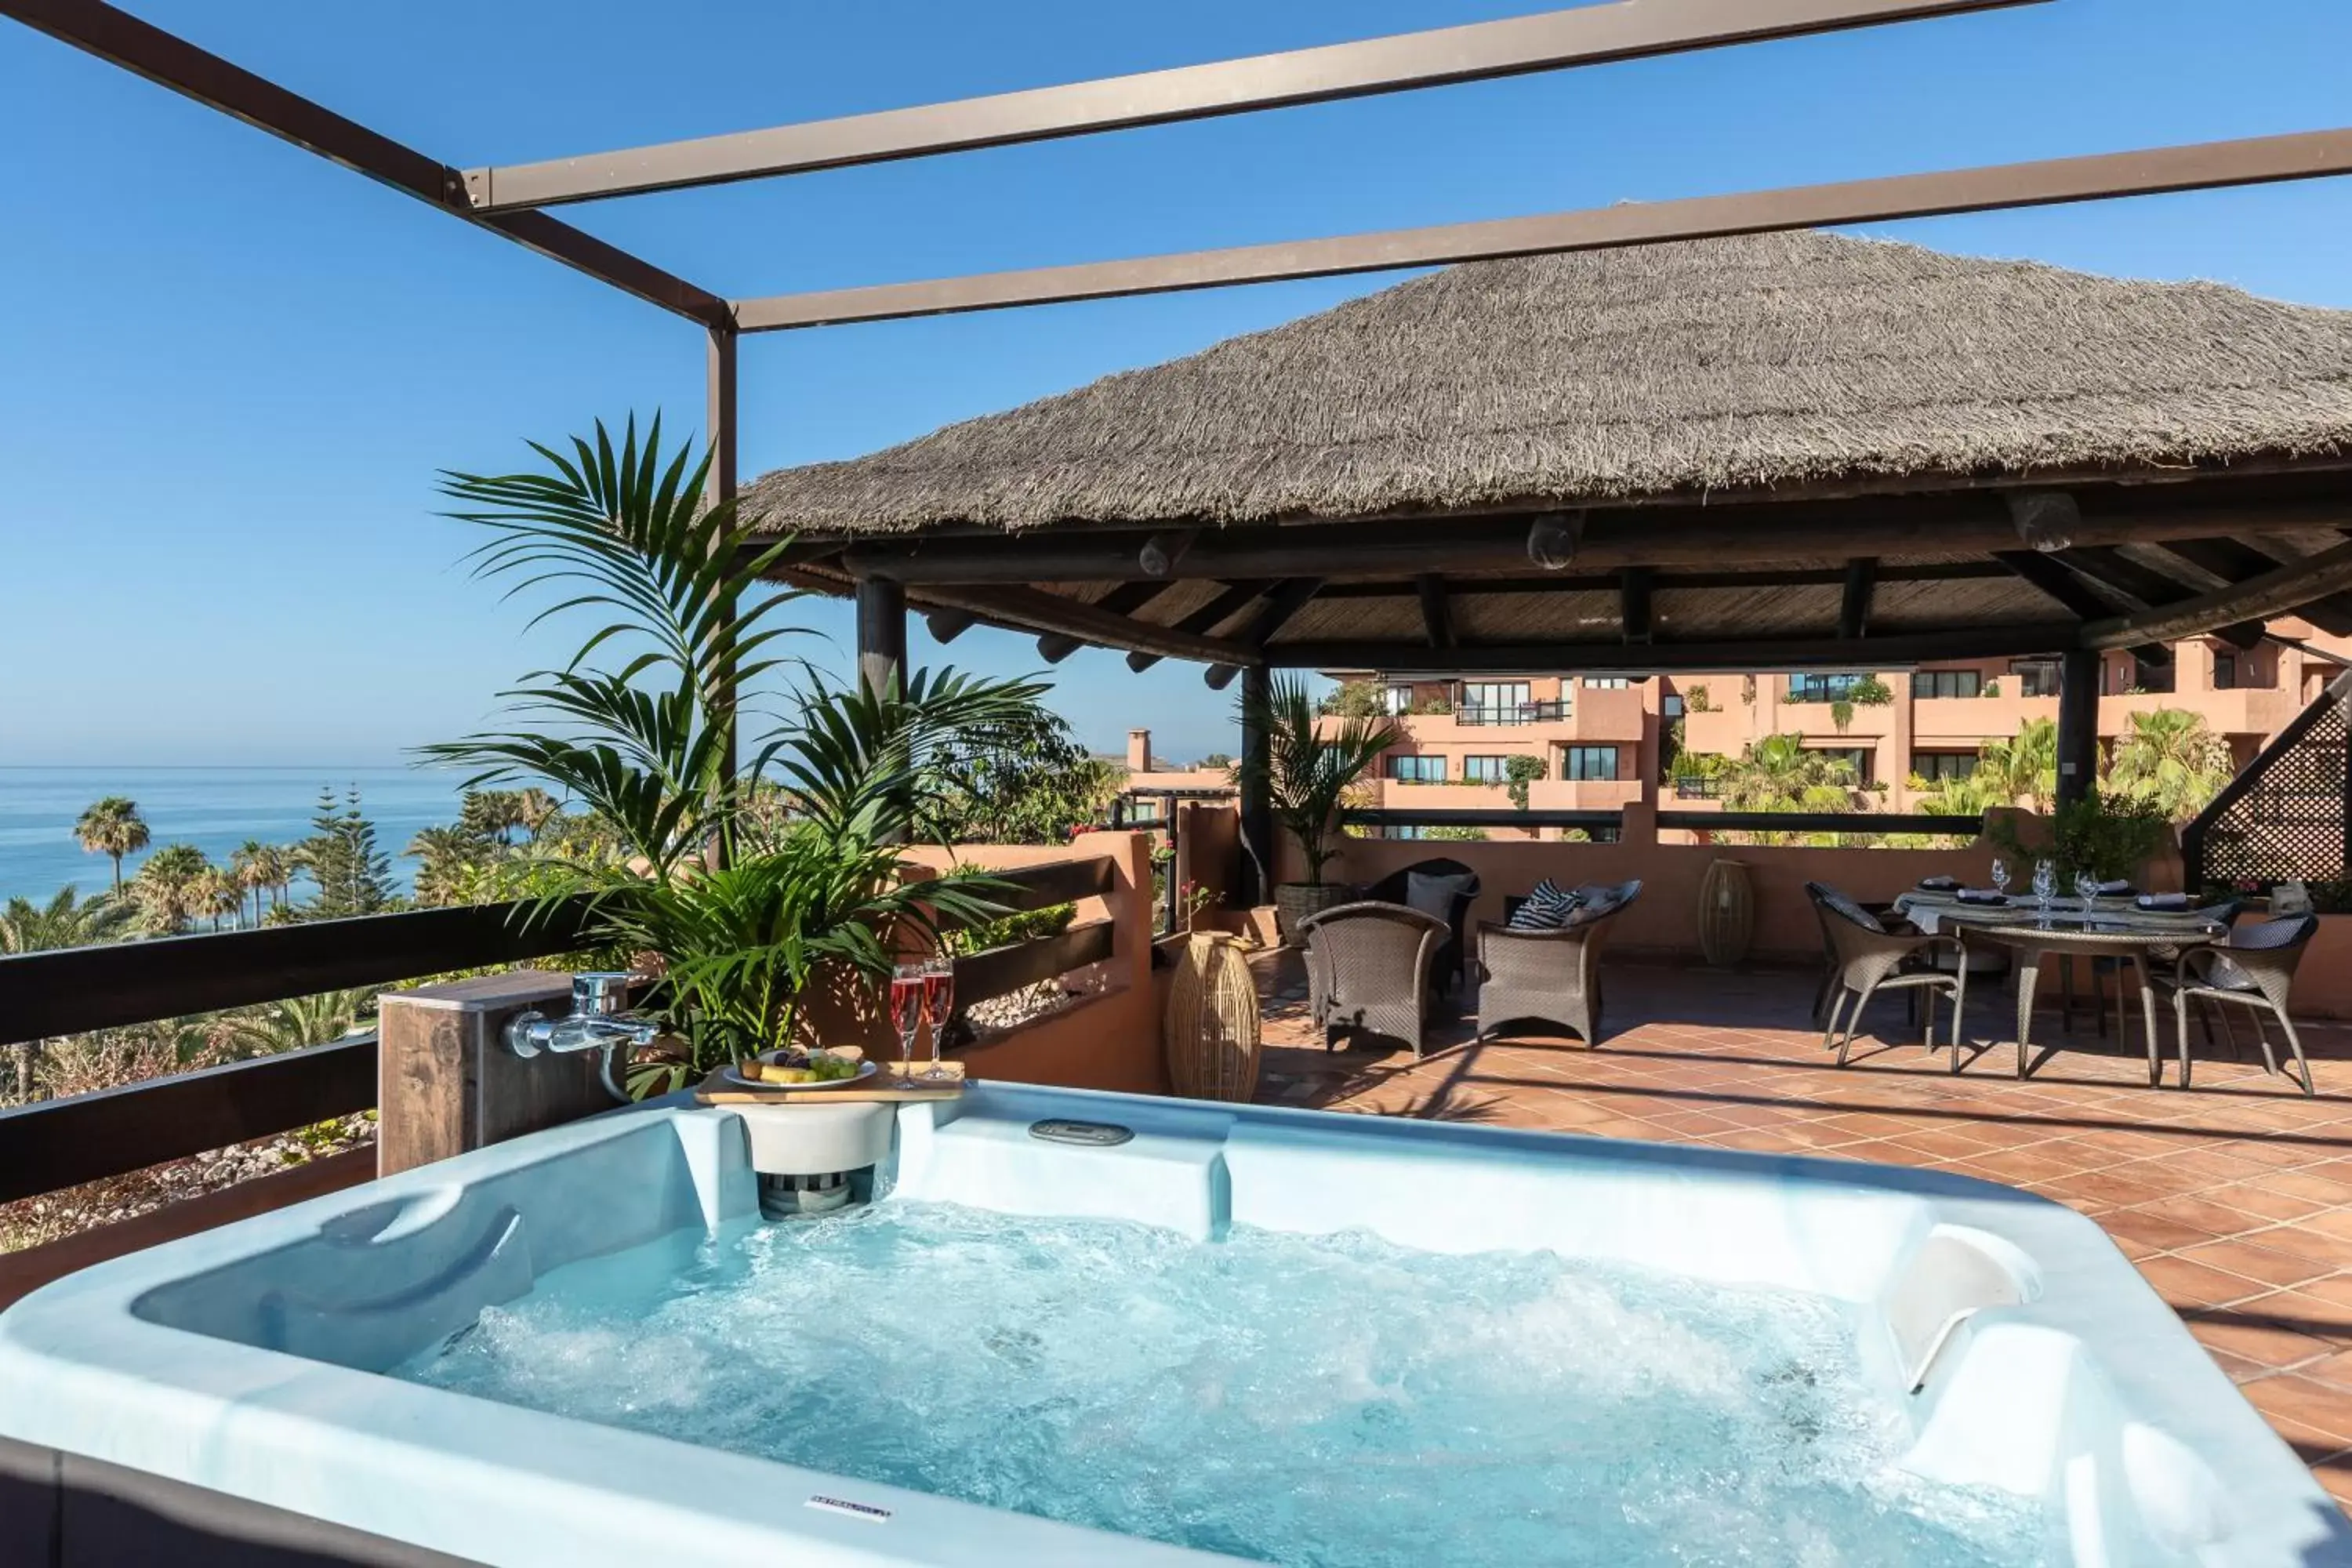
[
  {"xmin": 1974, "ymin": 717, "xmax": 2060, "ymax": 813},
  {"xmin": 209, "ymin": 988, "xmax": 378, "ymax": 1058},
  {"xmin": 0, "ymin": 887, "xmax": 134, "ymax": 1100},
  {"xmin": 514, "ymin": 786, "xmax": 561, "ymax": 840},
  {"xmin": 2106, "ymin": 708, "xmax": 2235, "ymax": 822},
  {"xmin": 191, "ymin": 864, "xmax": 244, "ymax": 931},
  {"xmin": 74, "ymin": 797, "xmax": 151, "ymax": 895},
  {"xmin": 229, "ymin": 840, "xmax": 278, "ymax": 924},
  {"xmin": 131, "ymin": 844, "xmax": 210, "ymax": 935},
  {"xmin": 1717, "ymin": 733, "xmax": 1859, "ymax": 844},
  {"xmin": 1232, "ymin": 673, "xmax": 1403, "ymax": 890},
  {"xmin": 407, "ymin": 824, "xmax": 486, "ymax": 906}
]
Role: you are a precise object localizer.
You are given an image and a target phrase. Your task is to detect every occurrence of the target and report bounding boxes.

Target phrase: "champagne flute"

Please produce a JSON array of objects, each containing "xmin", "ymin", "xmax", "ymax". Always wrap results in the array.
[
  {"xmin": 1988, "ymin": 855, "xmax": 2011, "ymax": 897},
  {"xmin": 889, "ymin": 962, "xmax": 926, "ymax": 1081},
  {"xmin": 918, "ymin": 955, "xmax": 957, "ymax": 1083}
]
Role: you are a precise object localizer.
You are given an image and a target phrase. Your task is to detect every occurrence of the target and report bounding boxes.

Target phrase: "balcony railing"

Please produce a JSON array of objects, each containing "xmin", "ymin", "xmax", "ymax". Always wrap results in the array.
[
  {"xmin": 0, "ymin": 855, "xmax": 1125, "ymax": 1305},
  {"xmin": 1451, "ymin": 701, "xmax": 1570, "ymax": 726}
]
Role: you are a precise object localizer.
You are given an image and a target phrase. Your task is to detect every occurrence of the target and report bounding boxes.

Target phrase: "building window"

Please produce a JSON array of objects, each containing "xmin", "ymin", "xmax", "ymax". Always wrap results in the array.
[
  {"xmin": 1583, "ymin": 677, "xmax": 1632, "ymax": 689},
  {"xmin": 2013, "ymin": 659, "xmax": 2061, "ymax": 698},
  {"xmin": 1462, "ymin": 755, "xmax": 1508, "ymax": 783},
  {"xmin": 1787, "ymin": 673, "xmax": 1865, "ymax": 703},
  {"xmin": 1662, "ymin": 693, "xmax": 1685, "ymax": 720},
  {"xmin": 1912, "ymin": 751, "xmax": 1977, "ymax": 783},
  {"xmin": 1386, "ymin": 755, "xmax": 1446, "ymax": 783},
  {"xmin": 1125, "ymin": 797, "xmax": 1163, "ymax": 823},
  {"xmin": 1379, "ymin": 826, "xmax": 1427, "ymax": 840},
  {"xmin": 1384, "ymin": 684, "xmax": 1413, "ymax": 715},
  {"xmin": 1814, "ymin": 747, "xmax": 1873, "ymax": 786},
  {"xmin": 2126, "ymin": 655, "xmax": 2176, "ymax": 695},
  {"xmin": 1911, "ymin": 670, "xmax": 1982, "ymax": 699},
  {"xmin": 1459, "ymin": 681, "xmax": 1532, "ymax": 723},
  {"xmin": 2212, "ymin": 653, "xmax": 2238, "ymax": 691},
  {"xmin": 1559, "ymin": 746, "xmax": 1619, "ymax": 782}
]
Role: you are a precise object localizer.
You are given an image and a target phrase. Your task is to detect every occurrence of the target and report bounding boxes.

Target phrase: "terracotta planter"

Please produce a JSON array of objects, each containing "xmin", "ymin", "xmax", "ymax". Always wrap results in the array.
[
  {"xmin": 1164, "ymin": 934, "xmax": 1262, "ymax": 1102},
  {"xmin": 1274, "ymin": 881, "xmax": 1355, "ymax": 940},
  {"xmin": 1697, "ymin": 858, "xmax": 1755, "ymax": 967}
]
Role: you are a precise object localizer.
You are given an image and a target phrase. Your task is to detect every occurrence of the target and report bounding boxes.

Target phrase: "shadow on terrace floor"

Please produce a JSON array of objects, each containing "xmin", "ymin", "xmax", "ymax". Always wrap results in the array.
[{"xmin": 1247, "ymin": 947, "xmax": 2352, "ymax": 1513}]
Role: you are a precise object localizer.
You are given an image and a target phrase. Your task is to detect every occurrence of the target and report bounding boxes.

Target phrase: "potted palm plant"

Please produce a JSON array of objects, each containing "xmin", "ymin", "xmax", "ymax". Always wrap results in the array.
[
  {"xmin": 1232, "ymin": 673, "xmax": 1402, "ymax": 938},
  {"xmin": 425, "ymin": 416, "xmax": 1049, "ymax": 1094}
]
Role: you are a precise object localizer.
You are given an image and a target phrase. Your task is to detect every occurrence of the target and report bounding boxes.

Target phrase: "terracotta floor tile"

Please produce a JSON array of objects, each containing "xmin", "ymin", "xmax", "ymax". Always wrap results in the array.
[
  {"xmin": 2240, "ymin": 1375, "xmax": 2352, "ymax": 1446},
  {"xmin": 2187, "ymin": 1313, "xmax": 2342, "ymax": 1374},
  {"xmin": 2202, "ymin": 1181, "xmax": 2333, "ymax": 1221},
  {"xmin": 2177, "ymin": 1239, "xmax": 2339, "ymax": 1290},
  {"xmin": 2135, "ymin": 1255, "xmax": 2274, "ymax": 1311},
  {"xmin": 2045, "ymin": 1168, "xmax": 2194, "ymax": 1212},
  {"xmin": 2102, "ymin": 1207, "xmax": 2231, "ymax": 1254},
  {"xmin": 2296, "ymin": 1207, "xmax": 2352, "ymax": 1243},
  {"xmin": 2272, "ymin": 1171, "xmax": 2352, "ymax": 1207}
]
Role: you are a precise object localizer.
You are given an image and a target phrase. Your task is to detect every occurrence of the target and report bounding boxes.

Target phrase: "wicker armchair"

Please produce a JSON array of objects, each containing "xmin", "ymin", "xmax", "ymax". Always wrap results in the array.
[
  {"xmin": 1472, "ymin": 880, "xmax": 1642, "ymax": 1047},
  {"xmin": 1363, "ymin": 857, "xmax": 1483, "ymax": 996},
  {"xmin": 2157, "ymin": 913, "xmax": 2321, "ymax": 1094},
  {"xmin": 1298, "ymin": 901, "xmax": 1450, "ymax": 1056},
  {"xmin": 1809, "ymin": 883, "xmax": 1964, "ymax": 1069}
]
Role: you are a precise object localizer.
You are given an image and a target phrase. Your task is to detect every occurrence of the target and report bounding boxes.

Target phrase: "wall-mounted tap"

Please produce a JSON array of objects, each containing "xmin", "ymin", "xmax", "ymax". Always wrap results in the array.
[{"xmin": 506, "ymin": 973, "xmax": 662, "ymax": 1102}]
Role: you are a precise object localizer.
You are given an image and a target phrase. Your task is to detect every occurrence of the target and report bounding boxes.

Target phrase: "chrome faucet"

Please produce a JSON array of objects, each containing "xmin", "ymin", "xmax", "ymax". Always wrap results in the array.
[{"xmin": 506, "ymin": 973, "xmax": 662, "ymax": 1102}]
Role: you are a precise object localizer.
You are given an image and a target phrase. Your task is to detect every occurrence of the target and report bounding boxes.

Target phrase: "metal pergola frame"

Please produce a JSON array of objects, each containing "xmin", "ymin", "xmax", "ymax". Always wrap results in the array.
[{"xmin": 13, "ymin": 0, "xmax": 2352, "ymax": 887}]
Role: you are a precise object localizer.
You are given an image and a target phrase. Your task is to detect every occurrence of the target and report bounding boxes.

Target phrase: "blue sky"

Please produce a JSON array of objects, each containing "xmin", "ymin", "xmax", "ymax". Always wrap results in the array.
[{"xmin": 2, "ymin": 0, "xmax": 2347, "ymax": 768}]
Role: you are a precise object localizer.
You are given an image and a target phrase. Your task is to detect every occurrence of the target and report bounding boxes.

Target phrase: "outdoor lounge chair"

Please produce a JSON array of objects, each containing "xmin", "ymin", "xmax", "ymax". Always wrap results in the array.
[
  {"xmin": 1809, "ymin": 883, "xmax": 1964, "ymax": 1069},
  {"xmin": 1363, "ymin": 857, "xmax": 1482, "ymax": 996},
  {"xmin": 1472, "ymin": 879, "xmax": 1642, "ymax": 1047},
  {"xmin": 1298, "ymin": 901, "xmax": 1450, "ymax": 1057},
  {"xmin": 2156, "ymin": 913, "xmax": 2321, "ymax": 1094}
]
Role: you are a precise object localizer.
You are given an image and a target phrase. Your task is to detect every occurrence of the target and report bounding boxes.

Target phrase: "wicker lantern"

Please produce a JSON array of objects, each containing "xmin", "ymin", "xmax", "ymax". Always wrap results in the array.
[
  {"xmin": 1697, "ymin": 858, "xmax": 1755, "ymax": 967},
  {"xmin": 1165, "ymin": 935, "xmax": 1262, "ymax": 1102}
]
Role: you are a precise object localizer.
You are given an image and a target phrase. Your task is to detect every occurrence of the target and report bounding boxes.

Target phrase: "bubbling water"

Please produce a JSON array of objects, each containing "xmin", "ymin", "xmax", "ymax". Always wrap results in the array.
[{"xmin": 394, "ymin": 1203, "xmax": 2047, "ymax": 1566}]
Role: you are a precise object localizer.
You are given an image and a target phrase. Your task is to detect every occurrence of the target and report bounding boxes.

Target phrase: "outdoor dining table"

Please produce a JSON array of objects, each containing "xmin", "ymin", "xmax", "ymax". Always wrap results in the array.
[{"xmin": 1892, "ymin": 891, "xmax": 2230, "ymax": 1086}]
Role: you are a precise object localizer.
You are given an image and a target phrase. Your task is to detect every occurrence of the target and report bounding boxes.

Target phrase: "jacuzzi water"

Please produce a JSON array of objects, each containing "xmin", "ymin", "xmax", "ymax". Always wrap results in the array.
[{"xmin": 394, "ymin": 1200, "xmax": 2039, "ymax": 1567}]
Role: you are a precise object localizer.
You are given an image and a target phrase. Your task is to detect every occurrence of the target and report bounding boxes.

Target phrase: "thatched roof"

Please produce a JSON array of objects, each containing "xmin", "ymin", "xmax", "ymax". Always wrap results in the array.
[{"xmin": 740, "ymin": 230, "xmax": 2352, "ymax": 537}]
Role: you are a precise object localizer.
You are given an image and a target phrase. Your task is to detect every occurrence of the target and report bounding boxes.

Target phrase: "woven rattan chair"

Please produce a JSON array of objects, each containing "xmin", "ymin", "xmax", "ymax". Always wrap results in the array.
[
  {"xmin": 2085, "ymin": 899, "xmax": 2242, "ymax": 1043},
  {"xmin": 1363, "ymin": 857, "xmax": 1483, "ymax": 997},
  {"xmin": 1298, "ymin": 901, "xmax": 1450, "ymax": 1056},
  {"xmin": 2157, "ymin": 913, "xmax": 2321, "ymax": 1094},
  {"xmin": 1810, "ymin": 884, "xmax": 1963, "ymax": 1069},
  {"xmin": 1472, "ymin": 880, "xmax": 1642, "ymax": 1047}
]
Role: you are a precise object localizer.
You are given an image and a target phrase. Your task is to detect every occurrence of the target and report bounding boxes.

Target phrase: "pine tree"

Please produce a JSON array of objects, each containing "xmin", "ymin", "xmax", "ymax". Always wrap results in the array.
[{"xmin": 298, "ymin": 787, "xmax": 395, "ymax": 920}]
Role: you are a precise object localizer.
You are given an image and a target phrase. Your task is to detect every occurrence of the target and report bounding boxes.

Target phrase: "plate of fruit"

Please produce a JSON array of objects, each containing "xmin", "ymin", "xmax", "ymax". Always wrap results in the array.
[{"xmin": 721, "ymin": 1046, "xmax": 876, "ymax": 1091}]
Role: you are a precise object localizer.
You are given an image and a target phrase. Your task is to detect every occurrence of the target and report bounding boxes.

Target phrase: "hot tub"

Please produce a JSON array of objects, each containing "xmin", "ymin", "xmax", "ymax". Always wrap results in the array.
[{"xmin": 0, "ymin": 1083, "xmax": 2343, "ymax": 1566}]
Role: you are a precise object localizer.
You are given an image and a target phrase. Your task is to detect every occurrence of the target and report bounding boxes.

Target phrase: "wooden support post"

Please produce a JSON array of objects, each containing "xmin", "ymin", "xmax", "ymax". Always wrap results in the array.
[
  {"xmin": 856, "ymin": 575, "xmax": 907, "ymax": 697},
  {"xmin": 377, "ymin": 971, "xmax": 609, "ymax": 1177},
  {"xmin": 2057, "ymin": 645, "xmax": 2101, "ymax": 811},
  {"xmin": 1239, "ymin": 665, "xmax": 1274, "ymax": 906}
]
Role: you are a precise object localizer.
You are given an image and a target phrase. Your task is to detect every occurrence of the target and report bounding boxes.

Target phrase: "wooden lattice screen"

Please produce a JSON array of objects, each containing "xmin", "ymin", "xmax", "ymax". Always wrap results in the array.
[{"xmin": 2185, "ymin": 667, "xmax": 2352, "ymax": 892}]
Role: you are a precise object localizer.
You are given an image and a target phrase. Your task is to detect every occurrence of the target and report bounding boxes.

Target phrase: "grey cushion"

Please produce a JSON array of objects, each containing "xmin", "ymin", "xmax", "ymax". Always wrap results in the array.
[
  {"xmin": 1818, "ymin": 888, "xmax": 1884, "ymax": 934},
  {"xmin": 1406, "ymin": 870, "xmax": 1475, "ymax": 921}
]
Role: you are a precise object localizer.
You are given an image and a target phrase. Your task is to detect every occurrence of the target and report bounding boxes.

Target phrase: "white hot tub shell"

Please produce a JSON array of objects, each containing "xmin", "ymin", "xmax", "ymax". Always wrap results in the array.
[{"xmin": 0, "ymin": 1082, "xmax": 2345, "ymax": 1566}]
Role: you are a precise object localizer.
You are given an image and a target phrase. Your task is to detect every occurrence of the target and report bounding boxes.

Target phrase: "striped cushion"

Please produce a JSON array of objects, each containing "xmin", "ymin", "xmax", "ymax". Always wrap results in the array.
[{"xmin": 1508, "ymin": 879, "xmax": 1581, "ymax": 931}]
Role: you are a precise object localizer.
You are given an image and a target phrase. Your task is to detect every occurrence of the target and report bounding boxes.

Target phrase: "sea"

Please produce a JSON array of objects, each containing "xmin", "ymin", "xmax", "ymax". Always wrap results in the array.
[{"xmin": 0, "ymin": 768, "xmax": 477, "ymax": 906}]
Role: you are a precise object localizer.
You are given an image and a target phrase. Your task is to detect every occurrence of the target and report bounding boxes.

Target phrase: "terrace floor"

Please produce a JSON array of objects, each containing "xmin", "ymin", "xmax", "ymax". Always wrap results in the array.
[{"xmin": 1250, "ymin": 950, "xmax": 2352, "ymax": 1515}]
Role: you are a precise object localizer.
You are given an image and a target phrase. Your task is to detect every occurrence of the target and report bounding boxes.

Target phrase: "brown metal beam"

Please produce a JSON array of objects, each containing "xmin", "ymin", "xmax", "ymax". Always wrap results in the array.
[
  {"xmin": 463, "ymin": 0, "xmax": 2040, "ymax": 212},
  {"xmin": 1271, "ymin": 624, "xmax": 2082, "ymax": 673},
  {"xmin": 734, "ymin": 126, "xmax": 2352, "ymax": 331},
  {"xmin": 1, "ymin": 0, "xmax": 731, "ymax": 328},
  {"xmin": 2082, "ymin": 540, "xmax": 2352, "ymax": 651}
]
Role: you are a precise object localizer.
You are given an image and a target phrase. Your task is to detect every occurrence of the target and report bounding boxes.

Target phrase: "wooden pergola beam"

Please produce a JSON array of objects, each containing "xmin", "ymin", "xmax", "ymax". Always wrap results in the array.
[
  {"xmin": 1271, "ymin": 623, "xmax": 2081, "ymax": 673},
  {"xmin": 1123, "ymin": 580, "xmax": 1275, "ymax": 671},
  {"xmin": 2082, "ymin": 540, "xmax": 2352, "ymax": 651},
  {"xmin": 2062, "ymin": 546, "xmax": 2266, "ymax": 649},
  {"xmin": 2158, "ymin": 538, "xmax": 2352, "ymax": 637},
  {"xmin": 1621, "ymin": 568, "xmax": 1655, "ymax": 644},
  {"xmin": 908, "ymin": 583, "xmax": 1258, "ymax": 666},
  {"xmin": 1994, "ymin": 549, "xmax": 2169, "ymax": 666},
  {"xmin": 1416, "ymin": 575, "xmax": 1455, "ymax": 649},
  {"xmin": 1838, "ymin": 557, "xmax": 1876, "ymax": 640},
  {"xmin": 829, "ymin": 499, "xmax": 2347, "ymax": 585}
]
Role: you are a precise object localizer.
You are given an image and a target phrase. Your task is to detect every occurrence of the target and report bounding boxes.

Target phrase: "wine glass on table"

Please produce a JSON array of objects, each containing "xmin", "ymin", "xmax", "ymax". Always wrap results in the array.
[
  {"xmin": 2074, "ymin": 869, "xmax": 2102, "ymax": 917},
  {"xmin": 890, "ymin": 962, "xmax": 927, "ymax": 1083},
  {"xmin": 1988, "ymin": 856, "xmax": 2011, "ymax": 898},
  {"xmin": 917, "ymin": 955, "xmax": 958, "ymax": 1083},
  {"xmin": 2032, "ymin": 859, "xmax": 2057, "ymax": 924}
]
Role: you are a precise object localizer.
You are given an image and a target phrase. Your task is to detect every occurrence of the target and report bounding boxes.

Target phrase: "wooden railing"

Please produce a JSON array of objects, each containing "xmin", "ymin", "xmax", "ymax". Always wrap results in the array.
[{"xmin": 0, "ymin": 857, "xmax": 1121, "ymax": 1243}]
